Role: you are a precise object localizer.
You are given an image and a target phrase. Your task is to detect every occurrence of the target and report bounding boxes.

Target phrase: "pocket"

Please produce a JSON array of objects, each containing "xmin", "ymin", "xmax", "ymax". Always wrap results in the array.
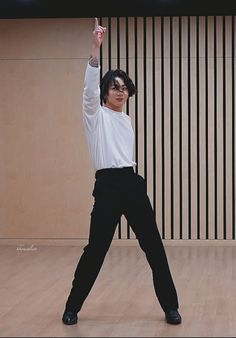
[
  {"xmin": 92, "ymin": 177, "xmax": 107, "ymax": 197},
  {"xmin": 135, "ymin": 174, "xmax": 147, "ymax": 192},
  {"xmin": 136, "ymin": 173, "xmax": 146, "ymax": 184},
  {"xmin": 92, "ymin": 180, "xmax": 98, "ymax": 197}
]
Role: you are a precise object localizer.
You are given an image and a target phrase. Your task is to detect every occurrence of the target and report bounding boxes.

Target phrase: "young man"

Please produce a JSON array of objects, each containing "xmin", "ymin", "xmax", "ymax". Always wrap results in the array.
[{"xmin": 62, "ymin": 17, "xmax": 181, "ymax": 325}]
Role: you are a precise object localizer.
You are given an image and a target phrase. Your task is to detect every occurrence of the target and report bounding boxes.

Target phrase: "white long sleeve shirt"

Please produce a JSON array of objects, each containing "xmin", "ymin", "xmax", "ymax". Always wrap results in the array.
[{"xmin": 82, "ymin": 63, "xmax": 137, "ymax": 171}]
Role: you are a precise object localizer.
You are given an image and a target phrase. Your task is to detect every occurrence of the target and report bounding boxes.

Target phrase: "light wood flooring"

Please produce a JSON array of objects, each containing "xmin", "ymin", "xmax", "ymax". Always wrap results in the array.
[{"xmin": 1, "ymin": 241, "xmax": 236, "ymax": 337}]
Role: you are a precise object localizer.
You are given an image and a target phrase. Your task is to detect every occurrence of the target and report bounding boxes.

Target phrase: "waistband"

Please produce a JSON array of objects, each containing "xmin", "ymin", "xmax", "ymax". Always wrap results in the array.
[{"xmin": 95, "ymin": 166, "xmax": 135, "ymax": 179}]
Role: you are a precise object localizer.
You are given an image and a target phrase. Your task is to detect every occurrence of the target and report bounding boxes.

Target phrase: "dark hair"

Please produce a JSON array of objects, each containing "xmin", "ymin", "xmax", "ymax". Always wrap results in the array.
[{"xmin": 100, "ymin": 69, "xmax": 137, "ymax": 104}]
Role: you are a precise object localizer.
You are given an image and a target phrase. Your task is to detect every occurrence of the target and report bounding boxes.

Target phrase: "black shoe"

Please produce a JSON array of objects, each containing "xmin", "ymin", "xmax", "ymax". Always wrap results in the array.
[
  {"xmin": 62, "ymin": 310, "xmax": 78, "ymax": 325},
  {"xmin": 165, "ymin": 309, "xmax": 182, "ymax": 325}
]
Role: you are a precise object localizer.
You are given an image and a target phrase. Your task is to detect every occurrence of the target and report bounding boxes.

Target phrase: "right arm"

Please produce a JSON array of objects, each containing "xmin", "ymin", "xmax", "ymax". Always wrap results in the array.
[
  {"xmin": 89, "ymin": 17, "xmax": 105, "ymax": 67},
  {"xmin": 83, "ymin": 18, "xmax": 106, "ymax": 117}
]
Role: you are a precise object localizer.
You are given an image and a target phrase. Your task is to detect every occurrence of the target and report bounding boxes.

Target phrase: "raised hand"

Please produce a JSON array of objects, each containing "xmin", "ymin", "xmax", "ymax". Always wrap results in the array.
[{"xmin": 92, "ymin": 17, "xmax": 106, "ymax": 48}]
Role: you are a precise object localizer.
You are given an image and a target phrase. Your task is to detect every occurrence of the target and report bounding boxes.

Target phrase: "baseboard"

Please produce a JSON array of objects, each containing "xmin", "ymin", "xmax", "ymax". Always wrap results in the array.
[{"xmin": 0, "ymin": 238, "xmax": 236, "ymax": 247}]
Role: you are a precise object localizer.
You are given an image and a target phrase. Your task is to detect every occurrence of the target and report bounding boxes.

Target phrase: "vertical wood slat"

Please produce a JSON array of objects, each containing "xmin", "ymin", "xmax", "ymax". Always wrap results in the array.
[
  {"xmin": 196, "ymin": 15, "xmax": 200, "ymax": 239},
  {"xmin": 214, "ymin": 16, "xmax": 218, "ymax": 239},
  {"xmin": 232, "ymin": 16, "xmax": 235, "ymax": 239},
  {"xmin": 100, "ymin": 15, "xmax": 236, "ymax": 240},
  {"xmin": 179, "ymin": 16, "xmax": 183, "ymax": 239},
  {"xmin": 205, "ymin": 15, "xmax": 209, "ymax": 239},
  {"xmin": 152, "ymin": 16, "xmax": 157, "ymax": 221},
  {"xmin": 161, "ymin": 16, "xmax": 166, "ymax": 238}
]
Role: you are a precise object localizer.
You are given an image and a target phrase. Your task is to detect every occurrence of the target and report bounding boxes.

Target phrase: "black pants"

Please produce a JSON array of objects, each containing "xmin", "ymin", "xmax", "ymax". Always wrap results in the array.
[{"xmin": 65, "ymin": 167, "xmax": 179, "ymax": 313}]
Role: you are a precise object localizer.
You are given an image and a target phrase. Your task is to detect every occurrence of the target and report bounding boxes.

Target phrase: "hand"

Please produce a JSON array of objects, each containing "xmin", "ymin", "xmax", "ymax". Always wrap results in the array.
[{"xmin": 92, "ymin": 17, "xmax": 106, "ymax": 48}]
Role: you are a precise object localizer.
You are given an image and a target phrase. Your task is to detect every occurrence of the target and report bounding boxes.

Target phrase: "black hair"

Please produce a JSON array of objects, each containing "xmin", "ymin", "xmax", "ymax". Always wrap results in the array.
[{"xmin": 100, "ymin": 69, "xmax": 137, "ymax": 104}]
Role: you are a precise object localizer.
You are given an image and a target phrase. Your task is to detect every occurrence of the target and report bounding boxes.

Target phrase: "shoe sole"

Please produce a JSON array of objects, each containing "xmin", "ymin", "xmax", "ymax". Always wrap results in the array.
[
  {"xmin": 62, "ymin": 319, "xmax": 78, "ymax": 325},
  {"xmin": 166, "ymin": 319, "xmax": 182, "ymax": 325}
]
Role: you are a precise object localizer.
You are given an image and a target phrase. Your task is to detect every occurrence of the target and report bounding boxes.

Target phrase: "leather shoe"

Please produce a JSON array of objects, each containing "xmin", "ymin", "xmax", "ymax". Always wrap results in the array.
[
  {"xmin": 62, "ymin": 310, "xmax": 78, "ymax": 325},
  {"xmin": 165, "ymin": 309, "xmax": 182, "ymax": 325}
]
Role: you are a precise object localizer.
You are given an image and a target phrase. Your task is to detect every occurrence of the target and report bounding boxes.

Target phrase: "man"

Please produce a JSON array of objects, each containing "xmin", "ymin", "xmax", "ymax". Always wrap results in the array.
[{"xmin": 62, "ymin": 17, "xmax": 182, "ymax": 325}]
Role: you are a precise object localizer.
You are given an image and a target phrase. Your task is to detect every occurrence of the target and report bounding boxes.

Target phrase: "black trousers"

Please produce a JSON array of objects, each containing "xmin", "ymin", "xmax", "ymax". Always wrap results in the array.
[{"xmin": 65, "ymin": 167, "xmax": 179, "ymax": 313}]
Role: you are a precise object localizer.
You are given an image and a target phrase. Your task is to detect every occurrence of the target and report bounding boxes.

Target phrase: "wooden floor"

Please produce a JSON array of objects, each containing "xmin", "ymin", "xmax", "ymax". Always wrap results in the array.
[{"xmin": 1, "ymin": 241, "xmax": 236, "ymax": 337}]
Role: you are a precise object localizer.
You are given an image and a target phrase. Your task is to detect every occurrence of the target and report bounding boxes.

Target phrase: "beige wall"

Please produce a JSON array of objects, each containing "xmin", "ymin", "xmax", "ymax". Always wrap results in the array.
[
  {"xmin": 0, "ymin": 18, "xmax": 95, "ymax": 238},
  {"xmin": 0, "ymin": 17, "xmax": 235, "ymax": 240}
]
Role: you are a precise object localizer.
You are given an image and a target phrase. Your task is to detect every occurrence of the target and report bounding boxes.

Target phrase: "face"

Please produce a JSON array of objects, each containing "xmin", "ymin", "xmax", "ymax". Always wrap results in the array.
[{"xmin": 104, "ymin": 77, "xmax": 129, "ymax": 112}]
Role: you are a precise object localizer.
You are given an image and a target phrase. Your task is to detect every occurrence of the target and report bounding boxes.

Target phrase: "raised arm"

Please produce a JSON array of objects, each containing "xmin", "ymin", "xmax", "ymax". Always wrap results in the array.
[
  {"xmin": 83, "ymin": 18, "xmax": 106, "ymax": 117},
  {"xmin": 89, "ymin": 17, "xmax": 106, "ymax": 67}
]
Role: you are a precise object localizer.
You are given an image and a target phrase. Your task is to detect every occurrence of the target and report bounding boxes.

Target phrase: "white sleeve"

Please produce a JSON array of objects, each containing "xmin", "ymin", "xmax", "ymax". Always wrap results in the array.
[
  {"xmin": 83, "ymin": 62, "xmax": 101, "ymax": 117},
  {"xmin": 82, "ymin": 62, "xmax": 102, "ymax": 134}
]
